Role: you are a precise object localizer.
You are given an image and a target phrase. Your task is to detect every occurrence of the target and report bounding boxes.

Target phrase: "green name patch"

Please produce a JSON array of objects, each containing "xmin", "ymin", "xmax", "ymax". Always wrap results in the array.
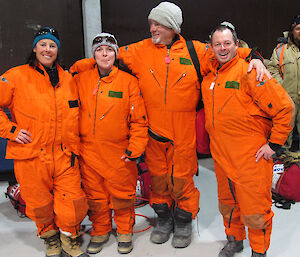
[
  {"xmin": 108, "ymin": 91, "xmax": 123, "ymax": 98},
  {"xmin": 225, "ymin": 81, "xmax": 240, "ymax": 89},
  {"xmin": 180, "ymin": 57, "xmax": 192, "ymax": 65}
]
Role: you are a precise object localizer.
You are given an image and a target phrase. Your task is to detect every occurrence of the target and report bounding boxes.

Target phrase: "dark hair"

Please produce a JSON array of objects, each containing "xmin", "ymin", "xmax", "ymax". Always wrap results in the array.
[
  {"xmin": 288, "ymin": 15, "xmax": 300, "ymax": 44},
  {"xmin": 210, "ymin": 25, "xmax": 238, "ymax": 43},
  {"xmin": 114, "ymin": 59, "xmax": 135, "ymax": 77},
  {"xmin": 26, "ymin": 51, "xmax": 60, "ymax": 67}
]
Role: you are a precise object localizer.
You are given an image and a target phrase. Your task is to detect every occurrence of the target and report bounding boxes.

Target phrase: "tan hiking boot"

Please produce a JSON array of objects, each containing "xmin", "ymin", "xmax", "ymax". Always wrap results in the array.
[
  {"xmin": 86, "ymin": 234, "xmax": 109, "ymax": 254},
  {"xmin": 40, "ymin": 230, "xmax": 61, "ymax": 257},
  {"xmin": 117, "ymin": 233, "xmax": 133, "ymax": 254},
  {"xmin": 60, "ymin": 233, "xmax": 89, "ymax": 257}
]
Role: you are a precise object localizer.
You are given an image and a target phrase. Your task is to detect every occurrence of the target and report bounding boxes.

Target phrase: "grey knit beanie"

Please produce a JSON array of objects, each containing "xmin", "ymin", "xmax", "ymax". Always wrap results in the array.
[
  {"xmin": 148, "ymin": 2, "xmax": 183, "ymax": 34},
  {"xmin": 91, "ymin": 32, "xmax": 119, "ymax": 57}
]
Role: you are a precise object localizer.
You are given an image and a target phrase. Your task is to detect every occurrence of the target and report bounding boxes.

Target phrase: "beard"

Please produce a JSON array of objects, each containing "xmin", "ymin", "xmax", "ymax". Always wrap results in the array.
[
  {"xmin": 151, "ymin": 36, "xmax": 162, "ymax": 45},
  {"xmin": 294, "ymin": 37, "xmax": 300, "ymax": 47}
]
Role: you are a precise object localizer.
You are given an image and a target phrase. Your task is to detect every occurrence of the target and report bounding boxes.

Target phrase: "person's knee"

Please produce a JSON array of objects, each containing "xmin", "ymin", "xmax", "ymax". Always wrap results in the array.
[
  {"xmin": 242, "ymin": 214, "xmax": 266, "ymax": 229},
  {"xmin": 219, "ymin": 202, "xmax": 235, "ymax": 220}
]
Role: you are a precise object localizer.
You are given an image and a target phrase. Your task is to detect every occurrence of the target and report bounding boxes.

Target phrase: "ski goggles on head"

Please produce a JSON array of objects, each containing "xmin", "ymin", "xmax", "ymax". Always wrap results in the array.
[
  {"xmin": 35, "ymin": 27, "xmax": 60, "ymax": 40},
  {"xmin": 92, "ymin": 35, "xmax": 117, "ymax": 45},
  {"xmin": 220, "ymin": 21, "xmax": 235, "ymax": 32}
]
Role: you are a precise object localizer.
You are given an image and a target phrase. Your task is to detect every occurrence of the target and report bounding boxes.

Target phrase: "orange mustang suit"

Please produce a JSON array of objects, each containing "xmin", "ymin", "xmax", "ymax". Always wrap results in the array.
[
  {"xmin": 69, "ymin": 37, "xmax": 253, "ymax": 218},
  {"xmin": 74, "ymin": 65, "xmax": 148, "ymax": 235},
  {"xmin": 0, "ymin": 63, "xmax": 88, "ymax": 236},
  {"xmin": 201, "ymin": 55, "xmax": 294, "ymax": 253}
]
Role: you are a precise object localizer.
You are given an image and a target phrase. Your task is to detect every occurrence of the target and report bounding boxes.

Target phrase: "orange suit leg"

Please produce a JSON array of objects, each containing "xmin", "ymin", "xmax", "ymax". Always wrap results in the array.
[
  {"xmin": 104, "ymin": 159, "xmax": 137, "ymax": 234},
  {"xmin": 214, "ymin": 160, "xmax": 246, "ymax": 241},
  {"xmin": 80, "ymin": 153, "xmax": 137, "ymax": 235},
  {"xmin": 80, "ymin": 160, "xmax": 112, "ymax": 236},
  {"xmin": 114, "ymin": 206, "xmax": 135, "ymax": 234},
  {"xmin": 146, "ymin": 136, "xmax": 199, "ymax": 218},
  {"xmin": 237, "ymin": 158, "xmax": 273, "ymax": 254},
  {"xmin": 14, "ymin": 146, "xmax": 88, "ymax": 236},
  {"xmin": 146, "ymin": 138, "xmax": 174, "ymax": 209},
  {"xmin": 214, "ymin": 159, "xmax": 273, "ymax": 253}
]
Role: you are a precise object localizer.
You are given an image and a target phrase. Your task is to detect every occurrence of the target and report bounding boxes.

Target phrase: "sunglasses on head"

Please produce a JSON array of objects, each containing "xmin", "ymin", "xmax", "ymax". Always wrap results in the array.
[
  {"xmin": 36, "ymin": 27, "xmax": 59, "ymax": 40},
  {"xmin": 220, "ymin": 22, "xmax": 235, "ymax": 32},
  {"xmin": 93, "ymin": 35, "xmax": 117, "ymax": 45}
]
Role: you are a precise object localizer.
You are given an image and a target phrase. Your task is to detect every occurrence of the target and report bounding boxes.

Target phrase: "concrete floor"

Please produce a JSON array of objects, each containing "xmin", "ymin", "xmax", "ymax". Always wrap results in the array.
[{"xmin": 0, "ymin": 158, "xmax": 299, "ymax": 257}]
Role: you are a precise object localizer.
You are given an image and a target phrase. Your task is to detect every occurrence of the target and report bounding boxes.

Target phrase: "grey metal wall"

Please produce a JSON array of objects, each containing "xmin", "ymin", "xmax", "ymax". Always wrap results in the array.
[
  {"xmin": 0, "ymin": 0, "xmax": 84, "ymax": 74},
  {"xmin": 101, "ymin": 0, "xmax": 300, "ymax": 58}
]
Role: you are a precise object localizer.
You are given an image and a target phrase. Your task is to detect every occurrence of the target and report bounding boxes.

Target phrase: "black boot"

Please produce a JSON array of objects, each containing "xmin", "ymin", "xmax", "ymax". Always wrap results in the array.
[
  {"xmin": 150, "ymin": 203, "xmax": 174, "ymax": 244},
  {"xmin": 251, "ymin": 250, "xmax": 266, "ymax": 257},
  {"xmin": 219, "ymin": 235, "xmax": 243, "ymax": 257},
  {"xmin": 171, "ymin": 207, "xmax": 192, "ymax": 248}
]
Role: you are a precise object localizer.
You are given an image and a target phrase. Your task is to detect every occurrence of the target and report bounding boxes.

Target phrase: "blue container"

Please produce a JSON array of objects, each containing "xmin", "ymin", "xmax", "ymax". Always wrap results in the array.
[{"xmin": 0, "ymin": 108, "xmax": 14, "ymax": 172}]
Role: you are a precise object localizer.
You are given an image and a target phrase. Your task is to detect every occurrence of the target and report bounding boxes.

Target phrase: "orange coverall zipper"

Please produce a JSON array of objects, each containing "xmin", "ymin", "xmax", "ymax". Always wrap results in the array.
[
  {"xmin": 93, "ymin": 78, "xmax": 101, "ymax": 135},
  {"xmin": 212, "ymin": 71, "xmax": 219, "ymax": 128},
  {"xmin": 52, "ymin": 85, "xmax": 57, "ymax": 172},
  {"xmin": 164, "ymin": 48, "xmax": 170, "ymax": 104}
]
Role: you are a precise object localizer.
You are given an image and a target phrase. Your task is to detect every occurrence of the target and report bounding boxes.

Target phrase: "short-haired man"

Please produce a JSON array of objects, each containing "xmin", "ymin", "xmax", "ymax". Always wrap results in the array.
[
  {"xmin": 202, "ymin": 24, "xmax": 295, "ymax": 257},
  {"xmin": 267, "ymin": 15, "xmax": 300, "ymax": 151},
  {"xmin": 70, "ymin": 1, "xmax": 268, "ymax": 249}
]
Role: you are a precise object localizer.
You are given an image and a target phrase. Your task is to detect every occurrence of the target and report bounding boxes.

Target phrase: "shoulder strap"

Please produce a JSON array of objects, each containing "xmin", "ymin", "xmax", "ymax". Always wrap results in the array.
[
  {"xmin": 186, "ymin": 40, "xmax": 204, "ymax": 110},
  {"xmin": 276, "ymin": 43, "xmax": 286, "ymax": 80}
]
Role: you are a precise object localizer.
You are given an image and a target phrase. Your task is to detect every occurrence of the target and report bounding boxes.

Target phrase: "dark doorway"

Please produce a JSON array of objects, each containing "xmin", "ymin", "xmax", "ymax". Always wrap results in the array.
[
  {"xmin": 101, "ymin": 0, "xmax": 300, "ymax": 59},
  {"xmin": 0, "ymin": 0, "xmax": 84, "ymax": 74}
]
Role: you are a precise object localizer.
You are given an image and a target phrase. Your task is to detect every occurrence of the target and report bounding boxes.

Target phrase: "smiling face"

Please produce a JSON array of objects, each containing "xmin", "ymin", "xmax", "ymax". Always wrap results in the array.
[
  {"xmin": 33, "ymin": 39, "xmax": 58, "ymax": 68},
  {"xmin": 149, "ymin": 19, "xmax": 176, "ymax": 45},
  {"xmin": 94, "ymin": 45, "xmax": 115, "ymax": 75},
  {"xmin": 211, "ymin": 29, "xmax": 239, "ymax": 66}
]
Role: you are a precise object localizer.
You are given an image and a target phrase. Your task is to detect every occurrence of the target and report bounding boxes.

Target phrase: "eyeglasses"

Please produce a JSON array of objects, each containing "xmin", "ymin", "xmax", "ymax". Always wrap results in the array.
[
  {"xmin": 35, "ymin": 27, "xmax": 59, "ymax": 40},
  {"xmin": 93, "ymin": 35, "xmax": 117, "ymax": 45}
]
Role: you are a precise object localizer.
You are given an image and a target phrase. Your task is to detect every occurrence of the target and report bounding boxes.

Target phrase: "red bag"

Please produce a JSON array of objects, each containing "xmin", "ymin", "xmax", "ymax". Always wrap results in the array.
[
  {"xmin": 135, "ymin": 172, "xmax": 151, "ymax": 206},
  {"xmin": 135, "ymin": 155, "xmax": 151, "ymax": 207},
  {"xmin": 272, "ymin": 162, "xmax": 300, "ymax": 202},
  {"xmin": 5, "ymin": 183, "xmax": 27, "ymax": 217},
  {"xmin": 196, "ymin": 108, "xmax": 210, "ymax": 154}
]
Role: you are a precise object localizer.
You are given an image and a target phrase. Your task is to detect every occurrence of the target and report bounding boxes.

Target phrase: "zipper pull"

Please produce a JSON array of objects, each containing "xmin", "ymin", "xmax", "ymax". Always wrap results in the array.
[
  {"xmin": 92, "ymin": 87, "xmax": 98, "ymax": 95},
  {"xmin": 210, "ymin": 72, "xmax": 218, "ymax": 90},
  {"xmin": 93, "ymin": 78, "xmax": 101, "ymax": 95},
  {"xmin": 165, "ymin": 49, "xmax": 170, "ymax": 64}
]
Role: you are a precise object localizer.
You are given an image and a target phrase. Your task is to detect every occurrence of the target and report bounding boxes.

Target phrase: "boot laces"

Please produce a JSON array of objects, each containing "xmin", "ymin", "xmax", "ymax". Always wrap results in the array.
[
  {"xmin": 44, "ymin": 234, "xmax": 60, "ymax": 249},
  {"xmin": 69, "ymin": 236, "xmax": 81, "ymax": 249}
]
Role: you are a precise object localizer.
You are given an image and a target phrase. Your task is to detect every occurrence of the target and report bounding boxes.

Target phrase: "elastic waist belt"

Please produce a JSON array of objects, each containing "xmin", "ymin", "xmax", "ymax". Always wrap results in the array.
[{"xmin": 148, "ymin": 128, "xmax": 171, "ymax": 143}]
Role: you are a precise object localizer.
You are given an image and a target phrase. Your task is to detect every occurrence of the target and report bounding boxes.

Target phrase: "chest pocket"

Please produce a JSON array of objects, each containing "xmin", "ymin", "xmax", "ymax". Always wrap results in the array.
[{"xmin": 282, "ymin": 59, "xmax": 298, "ymax": 77}]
